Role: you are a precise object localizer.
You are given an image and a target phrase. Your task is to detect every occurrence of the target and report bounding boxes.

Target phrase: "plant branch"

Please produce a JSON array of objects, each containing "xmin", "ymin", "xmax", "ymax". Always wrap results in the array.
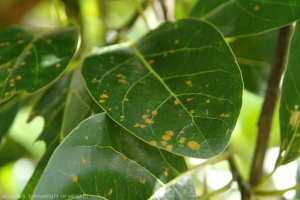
[
  {"xmin": 159, "ymin": 0, "xmax": 168, "ymax": 21},
  {"xmin": 197, "ymin": 180, "xmax": 233, "ymax": 200},
  {"xmin": 52, "ymin": 0, "xmax": 68, "ymax": 26},
  {"xmin": 256, "ymin": 183, "xmax": 300, "ymax": 196},
  {"xmin": 249, "ymin": 24, "xmax": 294, "ymax": 187},
  {"xmin": 132, "ymin": 0, "xmax": 150, "ymax": 30}
]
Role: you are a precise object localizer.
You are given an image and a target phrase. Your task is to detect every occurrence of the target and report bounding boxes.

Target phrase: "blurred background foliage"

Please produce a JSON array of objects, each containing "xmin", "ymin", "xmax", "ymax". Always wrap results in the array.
[{"xmin": 0, "ymin": 0, "xmax": 297, "ymax": 199}]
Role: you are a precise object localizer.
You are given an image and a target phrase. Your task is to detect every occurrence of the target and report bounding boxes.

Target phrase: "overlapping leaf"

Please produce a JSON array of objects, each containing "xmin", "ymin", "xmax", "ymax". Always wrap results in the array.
[
  {"xmin": 33, "ymin": 113, "xmax": 194, "ymax": 199},
  {"xmin": 277, "ymin": 22, "xmax": 300, "ymax": 166},
  {"xmin": 82, "ymin": 18, "xmax": 243, "ymax": 158},
  {"xmin": 189, "ymin": 0, "xmax": 300, "ymax": 37},
  {"xmin": 230, "ymin": 30, "xmax": 278, "ymax": 96},
  {"xmin": 0, "ymin": 26, "xmax": 79, "ymax": 102}
]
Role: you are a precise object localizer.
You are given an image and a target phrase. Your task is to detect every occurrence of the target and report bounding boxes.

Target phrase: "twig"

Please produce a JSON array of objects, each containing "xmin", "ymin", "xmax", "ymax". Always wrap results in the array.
[
  {"xmin": 52, "ymin": 0, "xmax": 68, "ymax": 26},
  {"xmin": 249, "ymin": 24, "xmax": 295, "ymax": 187},
  {"xmin": 197, "ymin": 180, "xmax": 233, "ymax": 200},
  {"xmin": 256, "ymin": 183, "xmax": 300, "ymax": 196},
  {"xmin": 159, "ymin": 0, "xmax": 168, "ymax": 21},
  {"xmin": 132, "ymin": 0, "xmax": 150, "ymax": 30}
]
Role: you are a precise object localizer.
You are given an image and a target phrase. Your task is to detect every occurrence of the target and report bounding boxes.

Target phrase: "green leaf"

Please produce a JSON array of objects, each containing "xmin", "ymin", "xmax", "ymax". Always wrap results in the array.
[
  {"xmin": 33, "ymin": 113, "xmax": 193, "ymax": 199},
  {"xmin": 82, "ymin": 18, "xmax": 243, "ymax": 158},
  {"xmin": 0, "ymin": 26, "xmax": 79, "ymax": 102},
  {"xmin": 28, "ymin": 73, "xmax": 72, "ymax": 146},
  {"xmin": 150, "ymin": 176, "xmax": 196, "ymax": 199},
  {"xmin": 61, "ymin": 68, "xmax": 103, "ymax": 139},
  {"xmin": 277, "ymin": 22, "xmax": 300, "ymax": 166},
  {"xmin": 189, "ymin": 0, "xmax": 300, "ymax": 37},
  {"xmin": 230, "ymin": 30, "xmax": 278, "ymax": 96}
]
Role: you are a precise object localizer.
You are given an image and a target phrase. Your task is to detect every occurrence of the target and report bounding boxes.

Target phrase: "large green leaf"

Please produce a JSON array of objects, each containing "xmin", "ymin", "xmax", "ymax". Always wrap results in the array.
[
  {"xmin": 277, "ymin": 22, "xmax": 300, "ymax": 166},
  {"xmin": 33, "ymin": 113, "xmax": 195, "ymax": 199},
  {"xmin": 82, "ymin": 18, "xmax": 243, "ymax": 158},
  {"xmin": 0, "ymin": 26, "xmax": 79, "ymax": 102},
  {"xmin": 189, "ymin": 0, "xmax": 300, "ymax": 37},
  {"xmin": 230, "ymin": 30, "xmax": 278, "ymax": 96}
]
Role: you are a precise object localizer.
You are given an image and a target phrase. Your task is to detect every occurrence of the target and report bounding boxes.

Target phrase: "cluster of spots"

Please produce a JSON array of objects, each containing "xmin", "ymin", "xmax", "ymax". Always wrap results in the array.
[
  {"xmin": 152, "ymin": 110, "xmax": 157, "ymax": 115},
  {"xmin": 91, "ymin": 78, "xmax": 101, "ymax": 83},
  {"xmin": 4, "ymin": 90, "xmax": 17, "ymax": 97},
  {"xmin": 139, "ymin": 178, "xmax": 146, "ymax": 184},
  {"xmin": 120, "ymin": 115, "xmax": 124, "ymax": 122},
  {"xmin": 163, "ymin": 168, "xmax": 168, "ymax": 177},
  {"xmin": 149, "ymin": 141, "xmax": 157, "ymax": 146},
  {"xmin": 72, "ymin": 176, "xmax": 78, "ymax": 182},
  {"xmin": 220, "ymin": 113, "xmax": 230, "ymax": 118},
  {"xmin": 110, "ymin": 56, "xmax": 115, "ymax": 64},
  {"xmin": 99, "ymin": 93, "xmax": 109, "ymax": 103},
  {"xmin": 148, "ymin": 59, "xmax": 154, "ymax": 65},
  {"xmin": 185, "ymin": 81, "xmax": 193, "ymax": 87},
  {"xmin": 161, "ymin": 131, "xmax": 174, "ymax": 151},
  {"xmin": 254, "ymin": 5, "xmax": 259, "ymax": 11},
  {"xmin": 9, "ymin": 79, "xmax": 15, "ymax": 87},
  {"xmin": 108, "ymin": 188, "xmax": 113, "ymax": 195},
  {"xmin": 81, "ymin": 158, "xmax": 86, "ymax": 164},
  {"xmin": 122, "ymin": 155, "xmax": 127, "ymax": 161},
  {"xmin": 116, "ymin": 74, "xmax": 126, "ymax": 83},
  {"xmin": 134, "ymin": 123, "xmax": 146, "ymax": 128},
  {"xmin": 0, "ymin": 42, "xmax": 10, "ymax": 47},
  {"xmin": 174, "ymin": 99, "xmax": 181, "ymax": 105},
  {"xmin": 187, "ymin": 141, "xmax": 200, "ymax": 150},
  {"xmin": 179, "ymin": 137, "xmax": 186, "ymax": 144},
  {"xmin": 142, "ymin": 114, "xmax": 153, "ymax": 124}
]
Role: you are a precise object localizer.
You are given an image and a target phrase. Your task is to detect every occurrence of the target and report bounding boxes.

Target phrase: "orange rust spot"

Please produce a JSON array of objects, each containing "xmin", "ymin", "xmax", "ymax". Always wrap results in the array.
[
  {"xmin": 27, "ymin": 43, "xmax": 33, "ymax": 48},
  {"xmin": 162, "ymin": 135, "xmax": 171, "ymax": 141},
  {"xmin": 186, "ymin": 81, "xmax": 192, "ymax": 86},
  {"xmin": 187, "ymin": 98, "xmax": 193, "ymax": 102},
  {"xmin": 134, "ymin": 70, "xmax": 139, "ymax": 74},
  {"xmin": 17, "ymin": 40, "xmax": 24, "ymax": 44},
  {"xmin": 187, "ymin": 141, "xmax": 200, "ymax": 150},
  {"xmin": 26, "ymin": 51, "xmax": 31, "ymax": 55},
  {"xmin": 161, "ymin": 141, "xmax": 167, "ymax": 146},
  {"xmin": 149, "ymin": 141, "xmax": 157, "ymax": 146},
  {"xmin": 72, "ymin": 176, "xmax": 78, "ymax": 182},
  {"xmin": 163, "ymin": 168, "xmax": 168, "ymax": 177},
  {"xmin": 7, "ymin": 68, "xmax": 12, "ymax": 72},
  {"xmin": 119, "ymin": 79, "xmax": 126, "ymax": 83},
  {"xmin": 120, "ymin": 115, "xmax": 125, "ymax": 119},
  {"xmin": 109, "ymin": 108, "xmax": 112, "ymax": 111},
  {"xmin": 169, "ymin": 50, "xmax": 176, "ymax": 53},
  {"xmin": 21, "ymin": 62, "xmax": 26, "ymax": 66},
  {"xmin": 179, "ymin": 137, "xmax": 186, "ymax": 143},
  {"xmin": 139, "ymin": 179, "xmax": 146, "ymax": 184},
  {"xmin": 6, "ymin": 62, "xmax": 11, "ymax": 67},
  {"xmin": 206, "ymin": 99, "xmax": 210, "ymax": 103},
  {"xmin": 166, "ymin": 145, "xmax": 173, "ymax": 151},
  {"xmin": 147, "ymin": 109, "xmax": 150, "ymax": 112},
  {"xmin": 56, "ymin": 63, "xmax": 61, "ymax": 68},
  {"xmin": 145, "ymin": 119, "xmax": 154, "ymax": 124},
  {"xmin": 142, "ymin": 115, "xmax": 148, "ymax": 119},
  {"xmin": 0, "ymin": 84, "xmax": 3, "ymax": 87},
  {"xmin": 116, "ymin": 74, "xmax": 125, "ymax": 78},
  {"xmin": 10, "ymin": 83, "xmax": 14, "ymax": 87},
  {"xmin": 123, "ymin": 156, "xmax": 127, "ymax": 161},
  {"xmin": 165, "ymin": 131, "xmax": 174, "ymax": 136},
  {"xmin": 163, "ymin": 53, "xmax": 168, "ymax": 57},
  {"xmin": 179, "ymin": 130, "xmax": 184, "ymax": 134},
  {"xmin": 175, "ymin": 40, "xmax": 179, "ymax": 44},
  {"xmin": 99, "ymin": 99, "xmax": 105, "ymax": 103},
  {"xmin": 15, "ymin": 75, "xmax": 22, "ymax": 80},
  {"xmin": 81, "ymin": 158, "xmax": 86, "ymax": 164},
  {"xmin": 254, "ymin": 5, "xmax": 259, "ymax": 11},
  {"xmin": 148, "ymin": 59, "xmax": 154, "ymax": 65},
  {"xmin": 5, "ymin": 92, "xmax": 9, "ymax": 96},
  {"xmin": 190, "ymin": 110, "xmax": 194, "ymax": 114},
  {"xmin": 110, "ymin": 56, "xmax": 114, "ymax": 60},
  {"xmin": 85, "ymin": 136, "xmax": 89, "ymax": 140},
  {"xmin": 10, "ymin": 90, "xmax": 17, "ymax": 95},
  {"xmin": 174, "ymin": 99, "xmax": 180, "ymax": 105},
  {"xmin": 124, "ymin": 98, "xmax": 129, "ymax": 101},
  {"xmin": 152, "ymin": 110, "xmax": 157, "ymax": 115},
  {"xmin": 47, "ymin": 39, "xmax": 52, "ymax": 44},
  {"xmin": 13, "ymin": 65, "xmax": 17, "ymax": 69},
  {"xmin": 134, "ymin": 123, "xmax": 140, "ymax": 127},
  {"xmin": 100, "ymin": 94, "xmax": 109, "ymax": 98},
  {"xmin": 140, "ymin": 124, "xmax": 146, "ymax": 128},
  {"xmin": 220, "ymin": 113, "xmax": 230, "ymax": 118},
  {"xmin": 108, "ymin": 188, "xmax": 113, "ymax": 195},
  {"xmin": 10, "ymin": 79, "xmax": 14, "ymax": 83}
]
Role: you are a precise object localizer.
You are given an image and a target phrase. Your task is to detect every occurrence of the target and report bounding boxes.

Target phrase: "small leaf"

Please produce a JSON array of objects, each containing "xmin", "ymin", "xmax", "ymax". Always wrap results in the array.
[
  {"xmin": 33, "ymin": 113, "xmax": 191, "ymax": 199},
  {"xmin": 0, "ymin": 26, "xmax": 79, "ymax": 102},
  {"xmin": 82, "ymin": 18, "xmax": 243, "ymax": 158},
  {"xmin": 277, "ymin": 22, "xmax": 300, "ymax": 165},
  {"xmin": 189, "ymin": 0, "xmax": 300, "ymax": 37},
  {"xmin": 230, "ymin": 30, "xmax": 278, "ymax": 96}
]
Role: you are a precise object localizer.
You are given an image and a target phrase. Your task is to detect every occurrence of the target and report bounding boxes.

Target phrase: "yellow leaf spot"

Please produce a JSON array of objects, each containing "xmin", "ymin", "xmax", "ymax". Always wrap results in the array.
[
  {"xmin": 152, "ymin": 110, "xmax": 157, "ymax": 115},
  {"xmin": 186, "ymin": 81, "xmax": 192, "ymax": 85},
  {"xmin": 124, "ymin": 98, "xmax": 129, "ymax": 101},
  {"xmin": 98, "ymin": 80, "xmax": 101, "ymax": 83},
  {"xmin": 10, "ymin": 83, "xmax": 14, "ymax": 87},
  {"xmin": 6, "ymin": 62, "xmax": 11, "ymax": 67},
  {"xmin": 134, "ymin": 123, "xmax": 140, "ymax": 127},
  {"xmin": 190, "ymin": 110, "xmax": 194, "ymax": 114},
  {"xmin": 174, "ymin": 99, "xmax": 180, "ymax": 105},
  {"xmin": 108, "ymin": 188, "xmax": 113, "ymax": 195},
  {"xmin": 7, "ymin": 68, "xmax": 12, "ymax": 72},
  {"xmin": 163, "ymin": 168, "xmax": 168, "ymax": 177},
  {"xmin": 148, "ymin": 59, "xmax": 154, "ymax": 65},
  {"xmin": 27, "ymin": 43, "xmax": 33, "ymax": 48},
  {"xmin": 123, "ymin": 156, "xmax": 127, "ymax": 161},
  {"xmin": 206, "ymin": 99, "xmax": 210, "ymax": 103},
  {"xmin": 85, "ymin": 136, "xmax": 88, "ymax": 140},
  {"xmin": 116, "ymin": 74, "xmax": 125, "ymax": 78},
  {"xmin": 170, "ymin": 50, "xmax": 176, "ymax": 53},
  {"xmin": 163, "ymin": 53, "xmax": 168, "ymax": 57},
  {"xmin": 165, "ymin": 131, "xmax": 174, "ymax": 136},
  {"xmin": 119, "ymin": 79, "xmax": 126, "ymax": 83},
  {"xmin": 100, "ymin": 94, "xmax": 109, "ymax": 98},
  {"xmin": 145, "ymin": 119, "xmax": 154, "ymax": 124},
  {"xmin": 21, "ymin": 62, "xmax": 26, "ymax": 66},
  {"xmin": 166, "ymin": 145, "xmax": 173, "ymax": 151},
  {"xmin": 10, "ymin": 79, "xmax": 14, "ymax": 83},
  {"xmin": 15, "ymin": 75, "xmax": 22, "ymax": 80},
  {"xmin": 0, "ymin": 84, "xmax": 3, "ymax": 87},
  {"xmin": 162, "ymin": 135, "xmax": 171, "ymax": 141},
  {"xmin": 179, "ymin": 137, "xmax": 186, "ymax": 143},
  {"xmin": 149, "ymin": 141, "xmax": 157, "ymax": 146},
  {"xmin": 26, "ymin": 51, "xmax": 31, "ymax": 55},
  {"xmin": 99, "ymin": 99, "xmax": 105, "ymax": 103},
  {"xmin": 13, "ymin": 65, "xmax": 17, "ymax": 69},
  {"xmin": 134, "ymin": 70, "xmax": 139, "ymax": 74},
  {"xmin": 142, "ymin": 115, "xmax": 148, "ymax": 119},
  {"xmin": 56, "ymin": 63, "xmax": 61, "ymax": 68},
  {"xmin": 109, "ymin": 108, "xmax": 112, "ymax": 111},
  {"xmin": 110, "ymin": 56, "xmax": 114, "ymax": 60},
  {"xmin": 139, "ymin": 178, "xmax": 146, "ymax": 184},
  {"xmin": 17, "ymin": 40, "xmax": 24, "ymax": 44},
  {"xmin": 187, "ymin": 141, "xmax": 200, "ymax": 150},
  {"xmin": 47, "ymin": 39, "xmax": 52, "ymax": 44},
  {"xmin": 161, "ymin": 141, "xmax": 167, "ymax": 146},
  {"xmin": 81, "ymin": 158, "xmax": 86, "ymax": 164},
  {"xmin": 179, "ymin": 130, "xmax": 184, "ymax": 134},
  {"xmin": 140, "ymin": 124, "xmax": 146, "ymax": 128},
  {"xmin": 147, "ymin": 109, "xmax": 150, "ymax": 112},
  {"xmin": 120, "ymin": 115, "xmax": 124, "ymax": 119},
  {"xmin": 254, "ymin": 5, "xmax": 259, "ymax": 11},
  {"xmin": 220, "ymin": 113, "xmax": 230, "ymax": 117},
  {"xmin": 175, "ymin": 40, "xmax": 179, "ymax": 44},
  {"xmin": 187, "ymin": 98, "xmax": 193, "ymax": 102},
  {"xmin": 72, "ymin": 176, "xmax": 78, "ymax": 182},
  {"xmin": 10, "ymin": 90, "xmax": 17, "ymax": 95},
  {"xmin": 5, "ymin": 92, "xmax": 9, "ymax": 96}
]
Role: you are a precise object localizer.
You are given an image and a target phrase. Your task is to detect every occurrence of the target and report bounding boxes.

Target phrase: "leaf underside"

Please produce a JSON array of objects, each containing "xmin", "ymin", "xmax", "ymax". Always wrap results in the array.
[{"xmin": 82, "ymin": 18, "xmax": 243, "ymax": 158}]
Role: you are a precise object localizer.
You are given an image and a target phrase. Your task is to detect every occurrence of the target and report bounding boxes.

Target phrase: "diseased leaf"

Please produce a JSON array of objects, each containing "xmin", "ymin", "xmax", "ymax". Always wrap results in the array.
[
  {"xmin": 82, "ymin": 18, "xmax": 243, "ymax": 158},
  {"xmin": 277, "ymin": 22, "xmax": 300, "ymax": 166},
  {"xmin": 0, "ymin": 26, "xmax": 79, "ymax": 102},
  {"xmin": 189, "ymin": 0, "xmax": 300, "ymax": 37},
  {"xmin": 230, "ymin": 30, "xmax": 278, "ymax": 96},
  {"xmin": 33, "ymin": 113, "xmax": 192, "ymax": 199},
  {"xmin": 28, "ymin": 73, "xmax": 72, "ymax": 146},
  {"xmin": 150, "ymin": 176, "xmax": 197, "ymax": 200}
]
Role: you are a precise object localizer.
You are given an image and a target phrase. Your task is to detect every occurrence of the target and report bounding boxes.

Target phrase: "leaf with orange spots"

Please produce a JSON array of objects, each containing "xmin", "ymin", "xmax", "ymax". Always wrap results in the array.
[
  {"xmin": 82, "ymin": 18, "xmax": 243, "ymax": 158},
  {"xmin": 276, "ymin": 22, "xmax": 300, "ymax": 166},
  {"xmin": 0, "ymin": 25, "xmax": 79, "ymax": 102},
  {"xmin": 33, "ymin": 113, "xmax": 195, "ymax": 199},
  {"xmin": 189, "ymin": 0, "xmax": 300, "ymax": 37}
]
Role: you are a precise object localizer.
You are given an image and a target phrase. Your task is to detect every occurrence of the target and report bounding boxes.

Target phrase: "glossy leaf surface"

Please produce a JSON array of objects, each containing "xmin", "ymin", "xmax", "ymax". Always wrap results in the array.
[
  {"xmin": 0, "ymin": 26, "xmax": 79, "ymax": 102},
  {"xmin": 277, "ymin": 22, "xmax": 300, "ymax": 165},
  {"xmin": 82, "ymin": 18, "xmax": 243, "ymax": 158},
  {"xmin": 189, "ymin": 0, "xmax": 300, "ymax": 37},
  {"xmin": 230, "ymin": 30, "xmax": 278, "ymax": 96},
  {"xmin": 33, "ymin": 113, "xmax": 193, "ymax": 199}
]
